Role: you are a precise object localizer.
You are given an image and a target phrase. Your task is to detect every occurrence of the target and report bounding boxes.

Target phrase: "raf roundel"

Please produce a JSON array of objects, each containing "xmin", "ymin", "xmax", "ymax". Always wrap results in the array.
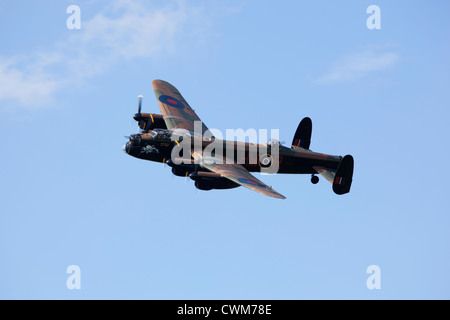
[
  {"xmin": 159, "ymin": 95, "xmax": 185, "ymax": 109},
  {"xmin": 259, "ymin": 154, "xmax": 273, "ymax": 168}
]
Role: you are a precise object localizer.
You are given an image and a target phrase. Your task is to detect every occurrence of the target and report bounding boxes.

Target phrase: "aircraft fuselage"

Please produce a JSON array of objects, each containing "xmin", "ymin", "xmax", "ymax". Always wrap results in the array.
[{"xmin": 124, "ymin": 132, "xmax": 341, "ymax": 175}]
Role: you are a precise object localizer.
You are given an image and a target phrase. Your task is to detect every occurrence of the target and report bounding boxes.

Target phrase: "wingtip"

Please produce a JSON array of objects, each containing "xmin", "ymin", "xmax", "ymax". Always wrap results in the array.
[
  {"xmin": 152, "ymin": 79, "xmax": 162, "ymax": 87},
  {"xmin": 266, "ymin": 191, "xmax": 286, "ymax": 199},
  {"xmin": 152, "ymin": 79, "xmax": 169, "ymax": 86}
]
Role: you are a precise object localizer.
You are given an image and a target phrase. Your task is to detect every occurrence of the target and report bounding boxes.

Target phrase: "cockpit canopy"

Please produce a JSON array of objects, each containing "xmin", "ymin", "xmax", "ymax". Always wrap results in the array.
[{"xmin": 149, "ymin": 128, "xmax": 172, "ymax": 141}]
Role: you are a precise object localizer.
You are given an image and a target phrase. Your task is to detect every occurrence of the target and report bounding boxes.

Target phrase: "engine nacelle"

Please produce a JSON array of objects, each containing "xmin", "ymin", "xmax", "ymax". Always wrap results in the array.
[
  {"xmin": 194, "ymin": 180, "xmax": 214, "ymax": 191},
  {"xmin": 171, "ymin": 165, "xmax": 195, "ymax": 177},
  {"xmin": 134, "ymin": 113, "xmax": 167, "ymax": 131},
  {"xmin": 190, "ymin": 172, "xmax": 240, "ymax": 190}
]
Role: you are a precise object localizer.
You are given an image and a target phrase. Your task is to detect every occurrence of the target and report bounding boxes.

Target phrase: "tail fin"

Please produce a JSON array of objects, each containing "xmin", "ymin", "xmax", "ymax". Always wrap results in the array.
[
  {"xmin": 313, "ymin": 155, "xmax": 354, "ymax": 195},
  {"xmin": 332, "ymin": 155, "xmax": 354, "ymax": 195},
  {"xmin": 292, "ymin": 117, "xmax": 312, "ymax": 150}
]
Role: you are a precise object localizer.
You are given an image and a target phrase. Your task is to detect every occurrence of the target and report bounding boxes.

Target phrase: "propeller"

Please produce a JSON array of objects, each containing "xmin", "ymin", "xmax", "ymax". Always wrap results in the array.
[
  {"xmin": 133, "ymin": 95, "xmax": 145, "ymax": 132},
  {"xmin": 137, "ymin": 95, "xmax": 142, "ymax": 114}
]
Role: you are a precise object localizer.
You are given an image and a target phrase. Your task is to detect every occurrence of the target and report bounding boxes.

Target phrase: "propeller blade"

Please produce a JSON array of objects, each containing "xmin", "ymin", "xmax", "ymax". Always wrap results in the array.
[{"xmin": 138, "ymin": 95, "xmax": 143, "ymax": 114}]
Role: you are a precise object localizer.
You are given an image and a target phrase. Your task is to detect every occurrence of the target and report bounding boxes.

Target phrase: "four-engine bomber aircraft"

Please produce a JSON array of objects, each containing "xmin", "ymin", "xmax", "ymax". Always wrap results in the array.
[{"xmin": 124, "ymin": 80, "xmax": 354, "ymax": 199}]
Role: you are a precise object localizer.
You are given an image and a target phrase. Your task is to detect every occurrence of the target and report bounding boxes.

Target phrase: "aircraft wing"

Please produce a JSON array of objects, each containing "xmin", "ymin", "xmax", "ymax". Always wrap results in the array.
[
  {"xmin": 192, "ymin": 152, "xmax": 286, "ymax": 199},
  {"xmin": 152, "ymin": 79, "xmax": 209, "ymax": 136}
]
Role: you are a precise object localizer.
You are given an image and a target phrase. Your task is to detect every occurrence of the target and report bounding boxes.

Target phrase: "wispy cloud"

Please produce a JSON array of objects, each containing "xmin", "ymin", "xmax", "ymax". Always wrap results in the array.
[
  {"xmin": 0, "ymin": 57, "xmax": 61, "ymax": 106},
  {"xmin": 0, "ymin": 0, "xmax": 210, "ymax": 108},
  {"xmin": 315, "ymin": 47, "xmax": 401, "ymax": 84}
]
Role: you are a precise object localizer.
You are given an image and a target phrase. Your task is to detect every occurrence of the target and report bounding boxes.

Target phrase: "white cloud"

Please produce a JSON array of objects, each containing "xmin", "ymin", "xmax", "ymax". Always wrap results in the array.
[
  {"xmin": 316, "ymin": 48, "xmax": 400, "ymax": 84},
  {"xmin": 68, "ymin": 0, "xmax": 190, "ymax": 73},
  {"xmin": 0, "ymin": 0, "xmax": 208, "ymax": 108},
  {"xmin": 0, "ymin": 57, "xmax": 61, "ymax": 106}
]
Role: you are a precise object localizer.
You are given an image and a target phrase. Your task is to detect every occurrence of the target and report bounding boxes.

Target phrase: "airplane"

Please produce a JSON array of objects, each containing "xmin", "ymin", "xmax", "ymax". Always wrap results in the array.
[{"xmin": 123, "ymin": 80, "xmax": 354, "ymax": 199}]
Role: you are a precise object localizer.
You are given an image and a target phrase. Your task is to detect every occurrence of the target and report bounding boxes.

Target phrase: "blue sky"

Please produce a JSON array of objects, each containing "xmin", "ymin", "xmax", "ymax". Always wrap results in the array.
[{"xmin": 1, "ymin": 0, "xmax": 449, "ymax": 299}]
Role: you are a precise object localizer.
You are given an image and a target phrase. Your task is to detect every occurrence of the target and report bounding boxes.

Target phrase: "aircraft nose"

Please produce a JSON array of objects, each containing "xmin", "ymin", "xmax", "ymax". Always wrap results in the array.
[
  {"xmin": 129, "ymin": 134, "xmax": 142, "ymax": 146},
  {"xmin": 123, "ymin": 134, "xmax": 141, "ymax": 154},
  {"xmin": 122, "ymin": 142, "xmax": 131, "ymax": 154}
]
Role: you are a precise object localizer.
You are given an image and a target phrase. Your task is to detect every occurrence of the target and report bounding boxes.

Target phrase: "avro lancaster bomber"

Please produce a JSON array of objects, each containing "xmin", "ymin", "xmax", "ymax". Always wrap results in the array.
[{"xmin": 124, "ymin": 80, "xmax": 354, "ymax": 199}]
